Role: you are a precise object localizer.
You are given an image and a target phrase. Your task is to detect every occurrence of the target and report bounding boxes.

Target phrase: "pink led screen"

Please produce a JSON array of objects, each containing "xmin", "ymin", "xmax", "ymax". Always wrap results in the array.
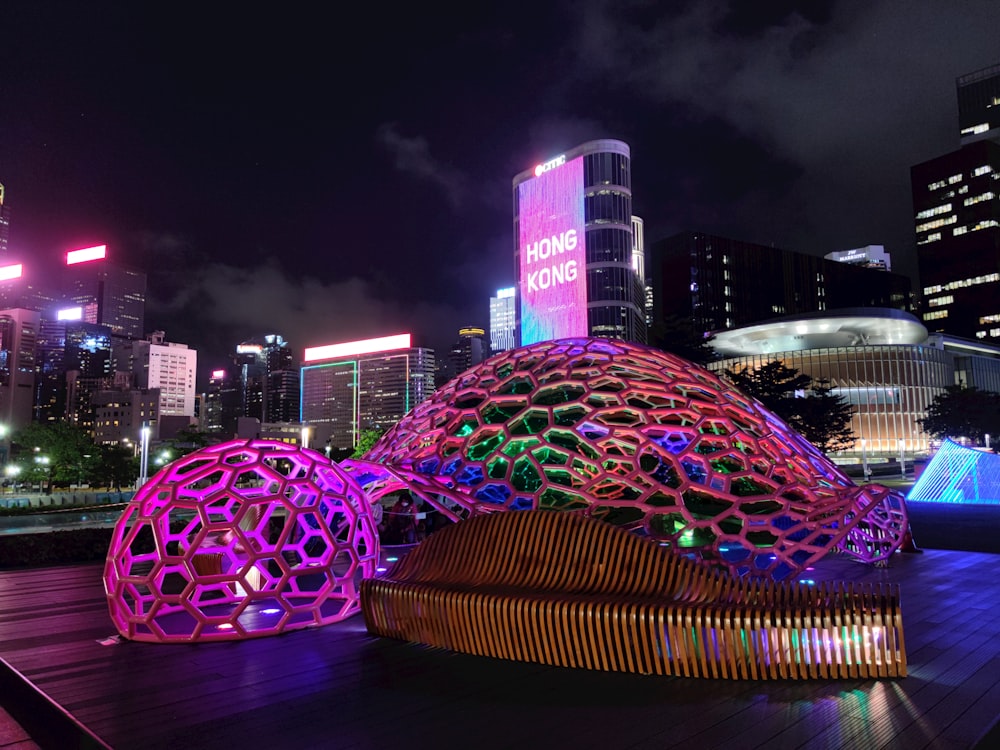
[{"xmin": 518, "ymin": 156, "xmax": 587, "ymax": 345}]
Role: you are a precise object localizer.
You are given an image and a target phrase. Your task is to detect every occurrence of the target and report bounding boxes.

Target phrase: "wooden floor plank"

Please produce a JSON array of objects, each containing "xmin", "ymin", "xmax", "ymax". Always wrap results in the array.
[{"xmin": 2, "ymin": 550, "xmax": 1000, "ymax": 749}]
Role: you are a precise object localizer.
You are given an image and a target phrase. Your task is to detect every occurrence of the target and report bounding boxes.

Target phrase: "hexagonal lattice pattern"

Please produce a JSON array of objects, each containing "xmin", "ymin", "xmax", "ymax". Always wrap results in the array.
[
  {"xmin": 364, "ymin": 338, "xmax": 908, "ymax": 580},
  {"xmin": 104, "ymin": 439, "xmax": 379, "ymax": 642}
]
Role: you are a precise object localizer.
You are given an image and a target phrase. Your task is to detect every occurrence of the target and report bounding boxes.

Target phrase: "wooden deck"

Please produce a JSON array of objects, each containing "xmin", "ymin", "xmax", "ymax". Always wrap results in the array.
[{"xmin": 1, "ymin": 548, "xmax": 1000, "ymax": 749}]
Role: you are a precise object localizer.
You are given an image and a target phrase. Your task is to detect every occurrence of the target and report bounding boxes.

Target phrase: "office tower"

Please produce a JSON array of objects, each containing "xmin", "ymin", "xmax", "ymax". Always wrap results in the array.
[
  {"xmin": 912, "ymin": 62, "xmax": 1000, "ymax": 342},
  {"xmin": 202, "ymin": 367, "xmax": 241, "ymax": 436},
  {"xmin": 262, "ymin": 334, "xmax": 299, "ymax": 423},
  {"xmin": 62, "ymin": 245, "xmax": 146, "ymax": 339},
  {"xmin": 958, "ymin": 63, "xmax": 1000, "ymax": 146},
  {"xmin": 633, "ymin": 216, "xmax": 653, "ymax": 328},
  {"xmin": 116, "ymin": 331, "xmax": 197, "ymax": 417},
  {"xmin": 513, "ymin": 139, "xmax": 646, "ymax": 345},
  {"xmin": 0, "ymin": 309, "xmax": 39, "ymax": 455},
  {"xmin": 0, "ymin": 261, "xmax": 60, "ymax": 313},
  {"xmin": 300, "ymin": 333, "xmax": 435, "ymax": 450},
  {"xmin": 649, "ymin": 232, "xmax": 912, "ymax": 335},
  {"xmin": 446, "ymin": 326, "xmax": 488, "ymax": 381},
  {"xmin": 489, "ymin": 287, "xmax": 516, "ymax": 353},
  {"xmin": 825, "ymin": 245, "xmax": 892, "ymax": 271},
  {"xmin": 0, "ymin": 183, "xmax": 10, "ymax": 256},
  {"xmin": 92, "ymin": 385, "xmax": 160, "ymax": 447},
  {"xmin": 234, "ymin": 340, "xmax": 266, "ymax": 421},
  {"xmin": 32, "ymin": 316, "xmax": 112, "ymax": 425}
]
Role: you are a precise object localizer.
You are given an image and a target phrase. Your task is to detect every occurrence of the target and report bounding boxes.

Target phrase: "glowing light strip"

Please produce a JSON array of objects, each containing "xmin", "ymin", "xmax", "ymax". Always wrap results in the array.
[
  {"xmin": 0, "ymin": 263, "xmax": 23, "ymax": 281},
  {"xmin": 304, "ymin": 333, "xmax": 411, "ymax": 362},
  {"xmin": 66, "ymin": 245, "xmax": 107, "ymax": 265}
]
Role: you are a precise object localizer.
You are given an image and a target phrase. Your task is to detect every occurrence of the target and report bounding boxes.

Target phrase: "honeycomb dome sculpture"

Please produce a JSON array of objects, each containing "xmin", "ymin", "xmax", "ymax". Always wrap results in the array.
[
  {"xmin": 364, "ymin": 338, "xmax": 908, "ymax": 580},
  {"xmin": 104, "ymin": 439, "xmax": 378, "ymax": 642}
]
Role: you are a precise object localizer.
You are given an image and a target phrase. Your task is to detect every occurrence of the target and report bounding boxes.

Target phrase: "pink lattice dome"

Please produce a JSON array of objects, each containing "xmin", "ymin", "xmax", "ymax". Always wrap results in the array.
[
  {"xmin": 363, "ymin": 337, "xmax": 907, "ymax": 579},
  {"xmin": 104, "ymin": 439, "xmax": 379, "ymax": 642}
]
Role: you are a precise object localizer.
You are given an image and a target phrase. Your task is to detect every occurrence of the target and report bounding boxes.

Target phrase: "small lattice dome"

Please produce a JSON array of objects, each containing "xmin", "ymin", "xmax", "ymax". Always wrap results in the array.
[
  {"xmin": 365, "ymin": 338, "xmax": 906, "ymax": 579},
  {"xmin": 104, "ymin": 439, "xmax": 379, "ymax": 642}
]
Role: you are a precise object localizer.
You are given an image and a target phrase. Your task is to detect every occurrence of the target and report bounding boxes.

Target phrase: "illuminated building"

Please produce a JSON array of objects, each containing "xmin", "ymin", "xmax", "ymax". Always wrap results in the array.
[
  {"xmin": 958, "ymin": 63, "xmax": 1000, "ymax": 146},
  {"xmin": 0, "ymin": 261, "xmax": 59, "ymax": 313},
  {"xmin": 708, "ymin": 308, "xmax": 1000, "ymax": 458},
  {"xmin": 115, "ymin": 331, "xmax": 197, "ymax": 418},
  {"xmin": 61, "ymin": 244, "xmax": 146, "ymax": 339},
  {"xmin": 649, "ymin": 232, "xmax": 912, "ymax": 335},
  {"xmin": 0, "ymin": 183, "xmax": 10, "ymax": 256},
  {"xmin": 443, "ymin": 326, "xmax": 487, "ymax": 383},
  {"xmin": 33, "ymin": 313, "xmax": 113, "ymax": 425},
  {"xmin": 300, "ymin": 333, "xmax": 435, "ymax": 450},
  {"xmin": 911, "ymin": 139, "xmax": 1000, "ymax": 341},
  {"xmin": 232, "ymin": 334, "xmax": 300, "ymax": 425},
  {"xmin": 0, "ymin": 308, "xmax": 39, "ymax": 452},
  {"xmin": 92, "ymin": 386, "xmax": 160, "ymax": 447},
  {"xmin": 513, "ymin": 139, "xmax": 646, "ymax": 345},
  {"xmin": 488, "ymin": 287, "xmax": 516, "ymax": 354},
  {"xmin": 825, "ymin": 245, "xmax": 891, "ymax": 271}
]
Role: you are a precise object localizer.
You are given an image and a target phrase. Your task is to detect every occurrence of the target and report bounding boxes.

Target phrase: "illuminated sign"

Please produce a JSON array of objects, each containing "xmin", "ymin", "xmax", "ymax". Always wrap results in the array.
[
  {"xmin": 236, "ymin": 344, "xmax": 263, "ymax": 354},
  {"xmin": 57, "ymin": 306, "xmax": 84, "ymax": 321},
  {"xmin": 211, "ymin": 369, "xmax": 227, "ymax": 379},
  {"xmin": 518, "ymin": 155, "xmax": 587, "ymax": 345},
  {"xmin": 304, "ymin": 333, "xmax": 412, "ymax": 363},
  {"xmin": 496, "ymin": 287, "xmax": 515, "ymax": 299},
  {"xmin": 66, "ymin": 244, "xmax": 107, "ymax": 265},
  {"xmin": 0, "ymin": 263, "xmax": 22, "ymax": 282},
  {"xmin": 459, "ymin": 327, "xmax": 485, "ymax": 336},
  {"xmin": 533, "ymin": 154, "xmax": 566, "ymax": 177}
]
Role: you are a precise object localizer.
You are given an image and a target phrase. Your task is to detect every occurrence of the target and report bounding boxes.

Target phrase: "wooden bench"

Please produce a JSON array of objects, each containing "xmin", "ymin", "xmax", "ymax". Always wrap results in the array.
[{"xmin": 360, "ymin": 510, "xmax": 906, "ymax": 680}]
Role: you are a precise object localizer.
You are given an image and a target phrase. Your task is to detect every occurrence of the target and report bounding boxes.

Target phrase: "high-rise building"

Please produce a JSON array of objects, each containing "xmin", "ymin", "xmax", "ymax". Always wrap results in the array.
[
  {"xmin": 0, "ymin": 308, "xmax": 39, "ymax": 455},
  {"xmin": 912, "ymin": 64, "xmax": 1000, "ymax": 343},
  {"xmin": 33, "ymin": 317, "xmax": 114, "ymax": 425},
  {"xmin": 201, "ymin": 367, "xmax": 240, "ymax": 436},
  {"xmin": 62, "ymin": 245, "xmax": 146, "ymax": 340},
  {"xmin": 92, "ymin": 385, "xmax": 160, "ymax": 447},
  {"xmin": 0, "ymin": 183, "xmax": 10, "ymax": 257},
  {"xmin": 649, "ymin": 232, "xmax": 912, "ymax": 335},
  {"xmin": 445, "ymin": 326, "xmax": 488, "ymax": 382},
  {"xmin": 489, "ymin": 287, "xmax": 516, "ymax": 354},
  {"xmin": 825, "ymin": 245, "xmax": 891, "ymax": 271},
  {"xmin": 300, "ymin": 333, "xmax": 435, "ymax": 451},
  {"xmin": 958, "ymin": 63, "xmax": 1000, "ymax": 146},
  {"xmin": 513, "ymin": 139, "xmax": 646, "ymax": 345},
  {"xmin": 231, "ymin": 334, "xmax": 300, "ymax": 424},
  {"xmin": 0, "ymin": 261, "xmax": 60, "ymax": 314},
  {"xmin": 115, "ymin": 331, "xmax": 197, "ymax": 418}
]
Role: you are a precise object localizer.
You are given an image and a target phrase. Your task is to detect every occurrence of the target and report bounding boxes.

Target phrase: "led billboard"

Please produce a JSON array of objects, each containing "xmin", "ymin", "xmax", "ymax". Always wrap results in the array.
[
  {"xmin": 518, "ymin": 155, "xmax": 586, "ymax": 345},
  {"xmin": 66, "ymin": 244, "xmax": 107, "ymax": 265},
  {"xmin": 304, "ymin": 333, "xmax": 411, "ymax": 363}
]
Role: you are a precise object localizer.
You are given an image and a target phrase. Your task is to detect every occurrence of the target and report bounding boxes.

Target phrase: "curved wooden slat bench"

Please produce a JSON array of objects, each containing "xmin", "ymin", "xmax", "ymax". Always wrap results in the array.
[{"xmin": 361, "ymin": 510, "xmax": 906, "ymax": 679}]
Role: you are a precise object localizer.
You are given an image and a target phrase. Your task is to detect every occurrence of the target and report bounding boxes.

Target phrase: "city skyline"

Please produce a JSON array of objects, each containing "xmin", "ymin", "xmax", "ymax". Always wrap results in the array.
[{"xmin": 1, "ymin": 2, "xmax": 999, "ymax": 377}]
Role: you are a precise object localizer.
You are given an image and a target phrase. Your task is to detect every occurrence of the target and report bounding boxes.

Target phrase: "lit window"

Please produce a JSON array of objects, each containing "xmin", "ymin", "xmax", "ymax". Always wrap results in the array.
[
  {"xmin": 927, "ymin": 295, "xmax": 954, "ymax": 307},
  {"xmin": 948, "ymin": 173, "xmax": 963, "ymax": 184},
  {"xmin": 973, "ymin": 165, "xmax": 994, "ymax": 177},
  {"xmin": 918, "ymin": 232, "xmax": 942, "ymax": 245},
  {"xmin": 915, "ymin": 203, "xmax": 952, "ymax": 219},
  {"xmin": 923, "ymin": 310, "xmax": 948, "ymax": 320},
  {"xmin": 964, "ymin": 191, "xmax": 995, "ymax": 206}
]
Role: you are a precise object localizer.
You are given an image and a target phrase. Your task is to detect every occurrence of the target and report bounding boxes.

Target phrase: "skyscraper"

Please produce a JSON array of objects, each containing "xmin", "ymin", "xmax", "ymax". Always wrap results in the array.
[
  {"xmin": 649, "ymin": 232, "xmax": 912, "ymax": 335},
  {"xmin": 300, "ymin": 333, "xmax": 435, "ymax": 451},
  {"xmin": 0, "ymin": 183, "xmax": 10, "ymax": 257},
  {"xmin": 62, "ymin": 245, "xmax": 147, "ymax": 340},
  {"xmin": 446, "ymin": 326, "xmax": 487, "ymax": 381},
  {"xmin": 488, "ymin": 287, "xmax": 516, "ymax": 354},
  {"xmin": 115, "ymin": 331, "xmax": 197, "ymax": 418},
  {"xmin": 513, "ymin": 139, "xmax": 646, "ymax": 345},
  {"xmin": 0, "ymin": 308, "xmax": 39, "ymax": 442},
  {"xmin": 912, "ymin": 63, "xmax": 1000, "ymax": 342},
  {"xmin": 958, "ymin": 63, "xmax": 1000, "ymax": 146}
]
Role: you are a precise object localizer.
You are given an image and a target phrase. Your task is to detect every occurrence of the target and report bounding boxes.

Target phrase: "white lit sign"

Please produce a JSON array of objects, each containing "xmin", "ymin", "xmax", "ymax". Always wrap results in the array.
[
  {"xmin": 236, "ymin": 344, "xmax": 263, "ymax": 354},
  {"xmin": 533, "ymin": 155, "xmax": 566, "ymax": 177},
  {"xmin": 211, "ymin": 369, "xmax": 227, "ymax": 379},
  {"xmin": 66, "ymin": 244, "xmax": 107, "ymax": 265},
  {"xmin": 304, "ymin": 333, "xmax": 412, "ymax": 363},
  {"xmin": 57, "ymin": 306, "xmax": 84, "ymax": 321},
  {"xmin": 497, "ymin": 287, "xmax": 515, "ymax": 299},
  {"xmin": 0, "ymin": 264, "xmax": 23, "ymax": 281}
]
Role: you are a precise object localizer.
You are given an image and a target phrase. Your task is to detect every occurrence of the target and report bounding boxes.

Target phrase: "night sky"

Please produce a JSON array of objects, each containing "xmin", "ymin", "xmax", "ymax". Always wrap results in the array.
[{"xmin": 1, "ymin": 1, "xmax": 999, "ymax": 385}]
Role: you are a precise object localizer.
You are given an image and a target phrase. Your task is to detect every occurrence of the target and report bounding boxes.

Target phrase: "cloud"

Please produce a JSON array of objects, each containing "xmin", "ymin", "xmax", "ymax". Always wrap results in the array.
[
  {"xmin": 146, "ymin": 257, "xmax": 469, "ymax": 373},
  {"xmin": 375, "ymin": 122, "xmax": 468, "ymax": 209},
  {"xmin": 569, "ymin": 0, "xmax": 1000, "ymax": 258}
]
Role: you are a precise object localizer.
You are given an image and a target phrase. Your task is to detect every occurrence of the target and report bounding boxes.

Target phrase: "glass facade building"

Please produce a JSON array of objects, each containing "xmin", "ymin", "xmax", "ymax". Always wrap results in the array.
[
  {"xmin": 709, "ymin": 310, "xmax": 1000, "ymax": 458},
  {"xmin": 513, "ymin": 139, "xmax": 646, "ymax": 345},
  {"xmin": 300, "ymin": 341, "xmax": 435, "ymax": 451},
  {"xmin": 488, "ymin": 287, "xmax": 516, "ymax": 354},
  {"xmin": 958, "ymin": 63, "xmax": 1000, "ymax": 146}
]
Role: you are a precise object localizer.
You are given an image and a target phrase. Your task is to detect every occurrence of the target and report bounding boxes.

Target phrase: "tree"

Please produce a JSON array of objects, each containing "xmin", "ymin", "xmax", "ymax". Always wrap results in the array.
[
  {"xmin": 10, "ymin": 422, "xmax": 98, "ymax": 492},
  {"xmin": 351, "ymin": 427, "xmax": 387, "ymax": 458},
  {"xmin": 648, "ymin": 314, "xmax": 717, "ymax": 366},
  {"xmin": 792, "ymin": 378, "xmax": 856, "ymax": 454},
  {"xmin": 724, "ymin": 362, "xmax": 854, "ymax": 453},
  {"xmin": 96, "ymin": 444, "xmax": 138, "ymax": 492},
  {"xmin": 919, "ymin": 385, "xmax": 1000, "ymax": 446}
]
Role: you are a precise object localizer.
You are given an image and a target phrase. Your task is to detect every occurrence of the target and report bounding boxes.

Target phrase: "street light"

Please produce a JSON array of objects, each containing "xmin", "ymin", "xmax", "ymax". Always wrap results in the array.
[
  {"xmin": 898, "ymin": 439, "xmax": 906, "ymax": 480},
  {"xmin": 137, "ymin": 424, "xmax": 151, "ymax": 489},
  {"xmin": 860, "ymin": 438, "xmax": 870, "ymax": 482},
  {"xmin": 3, "ymin": 464, "xmax": 19, "ymax": 494}
]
